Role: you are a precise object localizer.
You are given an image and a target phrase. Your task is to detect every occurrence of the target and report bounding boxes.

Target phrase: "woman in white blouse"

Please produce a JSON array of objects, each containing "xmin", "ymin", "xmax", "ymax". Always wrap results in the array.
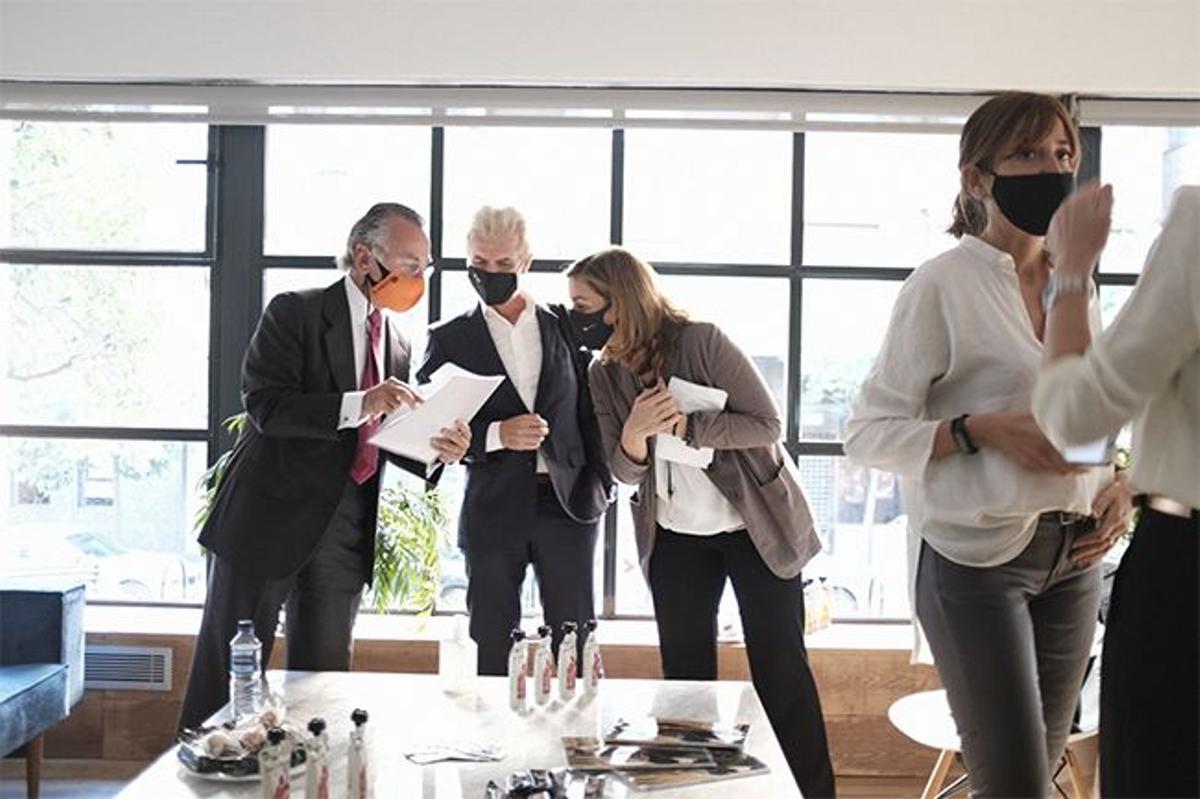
[
  {"xmin": 1034, "ymin": 183, "xmax": 1198, "ymax": 797},
  {"xmin": 845, "ymin": 92, "xmax": 1132, "ymax": 797}
]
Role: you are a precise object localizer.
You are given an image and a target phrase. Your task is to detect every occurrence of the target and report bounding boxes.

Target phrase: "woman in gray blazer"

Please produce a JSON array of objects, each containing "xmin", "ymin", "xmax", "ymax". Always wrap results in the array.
[{"xmin": 565, "ymin": 247, "xmax": 835, "ymax": 797}]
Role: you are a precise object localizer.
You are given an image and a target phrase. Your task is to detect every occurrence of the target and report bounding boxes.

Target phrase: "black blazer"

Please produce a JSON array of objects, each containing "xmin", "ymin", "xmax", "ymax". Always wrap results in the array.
[
  {"xmin": 417, "ymin": 303, "xmax": 612, "ymax": 548},
  {"xmin": 199, "ymin": 280, "xmax": 428, "ymax": 580}
]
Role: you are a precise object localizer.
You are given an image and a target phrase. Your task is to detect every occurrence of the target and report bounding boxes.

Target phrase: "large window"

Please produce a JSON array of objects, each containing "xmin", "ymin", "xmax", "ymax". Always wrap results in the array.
[
  {"xmin": 1, "ymin": 121, "xmax": 211, "ymax": 602},
  {"xmin": 3, "ymin": 100, "xmax": 1193, "ymax": 620}
]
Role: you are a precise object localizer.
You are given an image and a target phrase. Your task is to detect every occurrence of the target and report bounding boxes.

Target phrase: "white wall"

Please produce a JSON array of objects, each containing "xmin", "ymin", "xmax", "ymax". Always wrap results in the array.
[{"xmin": 0, "ymin": 0, "xmax": 1197, "ymax": 97}]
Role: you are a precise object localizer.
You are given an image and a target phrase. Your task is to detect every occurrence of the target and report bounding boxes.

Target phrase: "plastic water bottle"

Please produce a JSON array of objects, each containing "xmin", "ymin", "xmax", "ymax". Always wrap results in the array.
[
  {"xmin": 230, "ymin": 619, "xmax": 263, "ymax": 722},
  {"xmin": 439, "ymin": 614, "xmax": 477, "ymax": 694}
]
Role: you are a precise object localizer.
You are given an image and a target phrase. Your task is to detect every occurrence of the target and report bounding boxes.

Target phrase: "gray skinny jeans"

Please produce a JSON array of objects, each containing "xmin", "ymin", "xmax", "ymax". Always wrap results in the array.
[{"xmin": 916, "ymin": 514, "xmax": 1101, "ymax": 798}]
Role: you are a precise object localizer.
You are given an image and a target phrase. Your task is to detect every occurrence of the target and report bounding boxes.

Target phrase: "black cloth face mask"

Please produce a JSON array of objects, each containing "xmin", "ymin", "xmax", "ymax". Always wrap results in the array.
[
  {"xmin": 468, "ymin": 267, "xmax": 518, "ymax": 306},
  {"xmin": 988, "ymin": 171, "xmax": 1075, "ymax": 236},
  {"xmin": 567, "ymin": 306, "xmax": 613, "ymax": 350}
]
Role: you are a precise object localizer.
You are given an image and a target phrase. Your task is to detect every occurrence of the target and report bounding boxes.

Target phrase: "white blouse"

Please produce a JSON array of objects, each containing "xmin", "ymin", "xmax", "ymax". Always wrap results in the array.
[
  {"xmin": 845, "ymin": 236, "xmax": 1114, "ymax": 657},
  {"xmin": 1034, "ymin": 185, "xmax": 1199, "ymax": 509}
]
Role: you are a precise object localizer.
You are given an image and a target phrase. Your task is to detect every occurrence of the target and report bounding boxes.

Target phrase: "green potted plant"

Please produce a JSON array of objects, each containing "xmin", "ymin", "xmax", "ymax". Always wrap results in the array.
[{"xmin": 195, "ymin": 412, "xmax": 448, "ymax": 613}]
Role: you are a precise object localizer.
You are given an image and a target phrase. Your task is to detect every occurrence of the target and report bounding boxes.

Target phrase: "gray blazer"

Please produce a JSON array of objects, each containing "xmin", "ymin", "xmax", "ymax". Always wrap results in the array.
[{"xmin": 588, "ymin": 320, "xmax": 821, "ymax": 581}]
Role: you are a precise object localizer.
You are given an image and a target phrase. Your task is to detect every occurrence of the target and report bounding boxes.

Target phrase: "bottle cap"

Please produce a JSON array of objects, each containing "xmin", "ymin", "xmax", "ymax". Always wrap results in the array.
[
  {"xmin": 453, "ymin": 614, "xmax": 470, "ymax": 639},
  {"xmin": 307, "ymin": 717, "xmax": 326, "ymax": 736},
  {"xmin": 537, "ymin": 625, "xmax": 552, "ymax": 637},
  {"xmin": 351, "ymin": 708, "xmax": 368, "ymax": 726},
  {"xmin": 236, "ymin": 619, "xmax": 254, "ymax": 631},
  {"xmin": 561, "ymin": 621, "xmax": 577, "ymax": 634},
  {"xmin": 585, "ymin": 619, "xmax": 598, "ymax": 632},
  {"xmin": 267, "ymin": 728, "xmax": 286, "ymax": 745},
  {"xmin": 510, "ymin": 629, "xmax": 526, "ymax": 643}
]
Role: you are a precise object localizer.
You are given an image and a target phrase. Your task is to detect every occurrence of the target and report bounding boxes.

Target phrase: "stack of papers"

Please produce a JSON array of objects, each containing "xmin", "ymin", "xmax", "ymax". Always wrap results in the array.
[
  {"xmin": 368, "ymin": 364, "xmax": 503, "ymax": 464},
  {"xmin": 654, "ymin": 377, "xmax": 727, "ymax": 468}
]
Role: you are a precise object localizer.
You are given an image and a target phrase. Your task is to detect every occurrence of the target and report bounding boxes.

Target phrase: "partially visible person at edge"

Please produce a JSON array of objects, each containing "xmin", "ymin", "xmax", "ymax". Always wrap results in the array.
[
  {"xmin": 1034, "ymin": 182, "xmax": 1199, "ymax": 797},
  {"xmin": 844, "ymin": 92, "xmax": 1132, "ymax": 796},
  {"xmin": 179, "ymin": 203, "xmax": 470, "ymax": 730},
  {"xmin": 567, "ymin": 247, "xmax": 836, "ymax": 797}
]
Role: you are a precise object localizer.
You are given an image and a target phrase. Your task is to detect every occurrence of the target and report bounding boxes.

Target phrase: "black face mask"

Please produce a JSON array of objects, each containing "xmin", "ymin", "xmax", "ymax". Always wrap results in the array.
[
  {"xmin": 567, "ymin": 306, "xmax": 614, "ymax": 351},
  {"xmin": 989, "ymin": 171, "xmax": 1075, "ymax": 236},
  {"xmin": 468, "ymin": 267, "xmax": 518, "ymax": 306}
]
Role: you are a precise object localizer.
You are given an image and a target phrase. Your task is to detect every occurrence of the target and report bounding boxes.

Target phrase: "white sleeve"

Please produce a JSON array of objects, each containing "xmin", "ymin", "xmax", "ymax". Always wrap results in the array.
[
  {"xmin": 844, "ymin": 271, "xmax": 950, "ymax": 476},
  {"xmin": 486, "ymin": 421, "xmax": 505, "ymax": 452},
  {"xmin": 1034, "ymin": 186, "xmax": 1200, "ymax": 446},
  {"xmin": 338, "ymin": 391, "xmax": 367, "ymax": 429}
]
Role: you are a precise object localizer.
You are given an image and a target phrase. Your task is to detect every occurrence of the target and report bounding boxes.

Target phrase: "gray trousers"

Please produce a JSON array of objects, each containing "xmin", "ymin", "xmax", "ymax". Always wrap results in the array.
[
  {"xmin": 916, "ymin": 514, "xmax": 1101, "ymax": 798},
  {"xmin": 179, "ymin": 478, "xmax": 373, "ymax": 730}
]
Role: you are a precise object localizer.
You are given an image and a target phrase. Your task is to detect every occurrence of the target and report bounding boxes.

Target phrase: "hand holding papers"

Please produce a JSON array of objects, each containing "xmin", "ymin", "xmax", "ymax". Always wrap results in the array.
[
  {"xmin": 654, "ymin": 377, "xmax": 727, "ymax": 468},
  {"xmin": 369, "ymin": 364, "xmax": 503, "ymax": 464}
]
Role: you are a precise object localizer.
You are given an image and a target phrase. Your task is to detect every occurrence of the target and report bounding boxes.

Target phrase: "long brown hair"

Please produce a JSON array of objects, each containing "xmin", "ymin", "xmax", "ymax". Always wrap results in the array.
[
  {"xmin": 949, "ymin": 92, "xmax": 1081, "ymax": 238},
  {"xmin": 565, "ymin": 247, "xmax": 689, "ymax": 380}
]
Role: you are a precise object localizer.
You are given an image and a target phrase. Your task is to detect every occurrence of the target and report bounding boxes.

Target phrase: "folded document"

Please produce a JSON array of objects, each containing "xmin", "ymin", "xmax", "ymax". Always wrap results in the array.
[
  {"xmin": 654, "ymin": 377, "xmax": 727, "ymax": 468},
  {"xmin": 368, "ymin": 364, "xmax": 503, "ymax": 464}
]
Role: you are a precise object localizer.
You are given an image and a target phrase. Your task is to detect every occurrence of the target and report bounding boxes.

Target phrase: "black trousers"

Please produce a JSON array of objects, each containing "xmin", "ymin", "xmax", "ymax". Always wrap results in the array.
[
  {"xmin": 1100, "ymin": 505, "xmax": 1199, "ymax": 797},
  {"xmin": 465, "ymin": 482, "xmax": 600, "ymax": 676},
  {"xmin": 649, "ymin": 528, "xmax": 836, "ymax": 798},
  {"xmin": 179, "ymin": 478, "xmax": 374, "ymax": 730}
]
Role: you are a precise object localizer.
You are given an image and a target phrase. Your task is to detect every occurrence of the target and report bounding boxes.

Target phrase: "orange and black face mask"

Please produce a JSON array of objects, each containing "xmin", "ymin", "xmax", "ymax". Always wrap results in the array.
[{"xmin": 367, "ymin": 257, "xmax": 425, "ymax": 313}]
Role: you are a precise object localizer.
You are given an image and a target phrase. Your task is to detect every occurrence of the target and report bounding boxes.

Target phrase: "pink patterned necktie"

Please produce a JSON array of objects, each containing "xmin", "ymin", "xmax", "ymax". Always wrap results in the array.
[{"xmin": 349, "ymin": 309, "xmax": 382, "ymax": 484}]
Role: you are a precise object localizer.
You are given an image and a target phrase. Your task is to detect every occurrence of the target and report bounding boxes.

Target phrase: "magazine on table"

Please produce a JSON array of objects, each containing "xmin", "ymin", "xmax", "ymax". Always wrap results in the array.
[
  {"xmin": 615, "ymin": 749, "xmax": 769, "ymax": 792},
  {"xmin": 603, "ymin": 717, "xmax": 749, "ymax": 751},
  {"xmin": 561, "ymin": 737, "xmax": 716, "ymax": 772}
]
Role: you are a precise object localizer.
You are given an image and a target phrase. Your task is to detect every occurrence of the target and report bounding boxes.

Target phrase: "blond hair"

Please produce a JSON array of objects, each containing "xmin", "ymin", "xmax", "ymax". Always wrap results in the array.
[
  {"xmin": 950, "ymin": 92, "xmax": 1081, "ymax": 238},
  {"xmin": 467, "ymin": 206, "xmax": 531, "ymax": 257},
  {"xmin": 565, "ymin": 247, "xmax": 688, "ymax": 380}
]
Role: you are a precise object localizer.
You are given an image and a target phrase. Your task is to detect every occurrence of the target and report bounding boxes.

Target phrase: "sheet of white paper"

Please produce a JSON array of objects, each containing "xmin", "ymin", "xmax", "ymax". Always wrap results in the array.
[
  {"xmin": 1062, "ymin": 436, "xmax": 1112, "ymax": 466},
  {"xmin": 369, "ymin": 367, "xmax": 504, "ymax": 464},
  {"xmin": 654, "ymin": 377, "xmax": 727, "ymax": 468}
]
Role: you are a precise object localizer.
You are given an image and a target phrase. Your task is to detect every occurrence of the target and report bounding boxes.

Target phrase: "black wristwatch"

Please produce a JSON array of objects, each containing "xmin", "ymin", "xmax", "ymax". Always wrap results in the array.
[{"xmin": 950, "ymin": 414, "xmax": 979, "ymax": 455}]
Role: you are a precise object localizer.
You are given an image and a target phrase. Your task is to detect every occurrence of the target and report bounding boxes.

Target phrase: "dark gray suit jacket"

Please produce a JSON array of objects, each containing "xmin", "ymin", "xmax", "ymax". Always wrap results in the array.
[
  {"xmin": 417, "ymin": 303, "xmax": 612, "ymax": 548},
  {"xmin": 199, "ymin": 279, "xmax": 428, "ymax": 580}
]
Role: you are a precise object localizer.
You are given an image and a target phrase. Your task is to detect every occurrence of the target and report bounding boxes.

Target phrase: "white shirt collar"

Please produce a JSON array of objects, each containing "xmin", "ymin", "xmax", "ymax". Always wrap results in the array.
[
  {"xmin": 960, "ymin": 234, "xmax": 1018, "ymax": 275},
  {"xmin": 343, "ymin": 273, "xmax": 372, "ymax": 325},
  {"xmin": 481, "ymin": 291, "xmax": 538, "ymax": 327}
]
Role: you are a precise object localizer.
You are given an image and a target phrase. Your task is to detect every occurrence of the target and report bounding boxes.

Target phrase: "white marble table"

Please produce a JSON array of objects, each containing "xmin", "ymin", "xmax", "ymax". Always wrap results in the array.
[{"xmin": 116, "ymin": 671, "xmax": 798, "ymax": 798}]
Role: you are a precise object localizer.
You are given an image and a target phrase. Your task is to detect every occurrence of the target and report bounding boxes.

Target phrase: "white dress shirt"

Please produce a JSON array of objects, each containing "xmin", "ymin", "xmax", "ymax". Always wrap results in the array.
[
  {"xmin": 654, "ymin": 454, "xmax": 746, "ymax": 535},
  {"xmin": 845, "ymin": 235, "xmax": 1114, "ymax": 658},
  {"xmin": 337, "ymin": 274, "xmax": 385, "ymax": 429},
  {"xmin": 482, "ymin": 294, "xmax": 548, "ymax": 474},
  {"xmin": 1034, "ymin": 185, "xmax": 1200, "ymax": 509}
]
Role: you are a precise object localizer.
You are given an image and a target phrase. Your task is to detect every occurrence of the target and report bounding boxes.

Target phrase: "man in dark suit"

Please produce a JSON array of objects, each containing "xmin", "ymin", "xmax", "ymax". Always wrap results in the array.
[
  {"xmin": 417, "ymin": 206, "xmax": 612, "ymax": 675},
  {"xmin": 180, "ymin": 203, "xmax": 470, "ymax": 729}
]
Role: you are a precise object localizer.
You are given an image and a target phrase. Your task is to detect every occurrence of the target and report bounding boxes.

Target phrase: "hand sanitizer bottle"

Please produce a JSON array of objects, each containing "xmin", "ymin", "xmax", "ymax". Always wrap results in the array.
[
  {"xmin": 581, "ymin": 619, "xmax": 604, "ymax": 697},
  {"xmin": 507, "ymin": 629, "xmax": 528, "ymax": 712},
  {"xmin": 347, "ymin": 709, "xmax": 370, "ymax": 799},
  {"xmin": 303, "ymin": 718, "xmax": 330, "ymax": 799},
  {"xmin": 557, "ymin": 621, "xmax": 578, "ymax": 701},
  {"xmin": 532, "ymin": 625, "xmax": 555, "ymax": 706}
]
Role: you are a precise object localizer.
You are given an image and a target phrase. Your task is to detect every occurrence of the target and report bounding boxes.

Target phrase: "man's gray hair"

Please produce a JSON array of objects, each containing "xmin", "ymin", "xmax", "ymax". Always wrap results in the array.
[
  {"xmin": 467, "ymin": 206, "xmax": 531, "ymax": 258},
  {"xmin": 336, "ymin": 202, "xmax": 425, "ymax": 271}
]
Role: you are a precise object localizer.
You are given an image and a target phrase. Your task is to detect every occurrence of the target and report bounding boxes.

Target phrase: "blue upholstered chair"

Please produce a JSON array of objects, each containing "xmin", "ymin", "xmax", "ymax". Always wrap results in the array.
[{"xmin": 0, "ymin": 584, "xmax": 86, "ymax": 799}]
